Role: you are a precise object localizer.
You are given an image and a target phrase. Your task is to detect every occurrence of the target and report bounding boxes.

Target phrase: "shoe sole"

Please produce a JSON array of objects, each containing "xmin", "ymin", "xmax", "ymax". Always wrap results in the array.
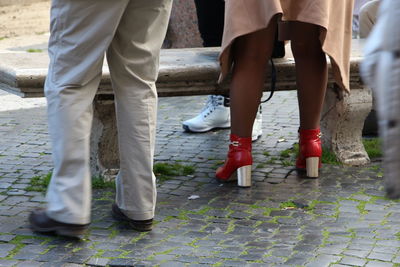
[
  {"xmin": 111, "ymin": 205, "xmax": 153, "ymax": 232},
  {"xmin": 30, "ymin": 224, "xmax": 87, "ymax": 237},
  {"xmin": 182, "ymin": 124, "xmax": 230, "ymax": 133},
  {"xmin": 251, "ymin": 133, "xmax": 262, "ymax": 142}
]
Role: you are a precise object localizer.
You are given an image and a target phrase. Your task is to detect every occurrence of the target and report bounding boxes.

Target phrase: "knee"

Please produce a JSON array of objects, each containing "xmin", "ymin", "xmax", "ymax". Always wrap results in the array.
[
  {"xmin": 291, "ymin": 39, "xmax": 324, "ymax": 60},
  {"xmin": 359, "ymin": 0, "xmax": 380, "ymax": 38},
  {"xmin": 359, "ymin": 0, "xmax": 380, "ymax": 22}
]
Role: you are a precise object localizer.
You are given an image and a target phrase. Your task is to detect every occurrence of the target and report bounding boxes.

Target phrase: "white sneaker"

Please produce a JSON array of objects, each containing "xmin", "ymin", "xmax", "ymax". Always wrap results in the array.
[
  {"xmin": 183, "ymin": 96, "xmax": 262, "ymax": 140},
  {"xmin": 252, "ymin": 105, "xmax": 263, "ymax": 141},
  {"xmin": 182, "ymin": 95, "xmax": 230, "ymax": 132}
]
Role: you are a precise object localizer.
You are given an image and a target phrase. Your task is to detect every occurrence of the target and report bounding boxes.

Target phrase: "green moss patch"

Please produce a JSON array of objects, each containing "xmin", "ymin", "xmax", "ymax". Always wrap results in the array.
[
  {"xmin": 363, "ymin": 138, "xmax": 382, "ymax": 159},
  {"xmin": 154, "ymin": 162, "xmax": 195, "ymax": 182},
  {"xmin": 25, "ymin": 172, "xmax": 52, "ymax": 192},
  {"xmin": 26, "ymin": 48, "xmax": 43, "ymax": 53},
  {"xmin": 26, "ymin": 172, "xmax": 115, "ymax": 192}
]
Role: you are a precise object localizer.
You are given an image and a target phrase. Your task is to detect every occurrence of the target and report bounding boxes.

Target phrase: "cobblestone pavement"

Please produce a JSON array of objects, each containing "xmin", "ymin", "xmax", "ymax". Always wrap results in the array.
[{"xmin": 0, "ymin": 89, "xmax": 398, "ymax": 267}]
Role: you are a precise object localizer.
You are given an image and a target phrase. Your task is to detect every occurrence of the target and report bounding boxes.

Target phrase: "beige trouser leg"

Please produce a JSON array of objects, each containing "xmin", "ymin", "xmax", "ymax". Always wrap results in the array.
[
  {"xmin": 45, "ymin": 0, "xmax": 172, "ymax": 224},
  {"xmin": 359, "ymin": 0, "xmax": 380, "ymax": 38}
]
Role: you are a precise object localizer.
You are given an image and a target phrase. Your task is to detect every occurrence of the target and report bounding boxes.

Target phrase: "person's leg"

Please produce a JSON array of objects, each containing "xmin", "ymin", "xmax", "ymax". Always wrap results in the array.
[
  {"xmin": 216, "ymin": 19, "xmax": 277, "ymax": 186},
  {"xmin": 183, "ymin": 0, "xmax": 231, "ymax": 134},
  {"xmin": 194, "ymin": 0, "xmax": 224, "ymax": 47},
  {"xmin": 229, "ymin": 25, "xmax": 277, "ymax": 137},
  {"xmin": 107, "ymin": 0, "xmax": 172, "ymax": 224},
  {"xmin": 291, "ymin": 22, "xmax": 328, "ymax": 130},
  {"xmin": 290, "ymin": 22, "xmax": 328, "ymax": 177},
  {"xmin": 359, "ymin": 0, "xmax": 380, "ymax": 38},
  {"xmin": 37, "ymin": 0, "xmax": 128, "ymax": 227}
]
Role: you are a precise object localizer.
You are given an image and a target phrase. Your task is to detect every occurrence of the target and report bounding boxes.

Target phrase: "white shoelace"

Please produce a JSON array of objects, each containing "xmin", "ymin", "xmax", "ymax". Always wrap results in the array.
[{"xmin": 201, "ymin": 95, "xmax": 224, "ymax": 118}]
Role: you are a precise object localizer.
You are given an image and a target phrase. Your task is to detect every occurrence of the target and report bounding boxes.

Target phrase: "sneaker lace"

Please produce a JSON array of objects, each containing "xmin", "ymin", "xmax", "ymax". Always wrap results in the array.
[{"xmin": 201, "ymin": 95, "xmax": 223, "ymax": 118}]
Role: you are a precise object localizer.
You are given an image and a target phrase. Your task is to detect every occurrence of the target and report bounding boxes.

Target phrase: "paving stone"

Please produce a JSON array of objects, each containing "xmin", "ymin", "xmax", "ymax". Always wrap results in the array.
[
  {"xmin": 13, "ymin": 252, "xmax": 39, "ymax": 261},
  {"xmin": 340, "ymin": 256, "xmax": 367, "ymax": 266},
  {"xmin": 14, "ymin": 261, "xmax": 43, "ymax": 267},
  {"xmin": 305, "ymin": 255, "xmax": 341, "ymax": 267},
  {"xmin": 372, "ymin": 245, "xmax": 399, "ymax": 254},
  {"xmin": 365, "ymin": 261, "xmax": 394, "ymax": 267},
  {"xmin": 284, "ymin": 255, "xmax": 311, "ymax": 266},
  {"xmin": 0, "ymin": 260, "xmax": 19, "ymax": 266},
  {"xmin": 317, "ymin": 243, "xmax": 347, "ymax": 255},
  {"xmin": 105, "ymin": 258, "xmax": 136, "ymax": 267},
  {"xmin": 367, "ymin": 252, "xmax": 394, "ymax": 262},
  {"xmin": 0, "ymin": 243, "xmax": 16, "ymax": 257},
  {"xmin": 0, "ymin": 234, "xmax": 15, "ymax": 242},
  {"xmin": 86, "ymin": 257, "xmax": 110, "ymax": 267},
  {"xmin": 159, "ymin": 262, "xmax": 186, "ymax": 267},
  {"xmin": 64, "ymin": 253, "xmax": 92, "ymax": 264}
]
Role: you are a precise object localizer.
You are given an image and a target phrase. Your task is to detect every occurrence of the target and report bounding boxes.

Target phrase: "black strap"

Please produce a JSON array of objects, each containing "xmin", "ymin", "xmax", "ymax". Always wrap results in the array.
[{"xmin": 261, "ymin": 59, "xmax": 276, "ymax": 103}]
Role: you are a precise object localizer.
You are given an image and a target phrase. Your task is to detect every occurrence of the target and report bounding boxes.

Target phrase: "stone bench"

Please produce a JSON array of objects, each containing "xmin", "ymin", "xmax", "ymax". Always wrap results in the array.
[{"xmin": 0, "ymin": 39, "xmax": 372, "ymax": 175}]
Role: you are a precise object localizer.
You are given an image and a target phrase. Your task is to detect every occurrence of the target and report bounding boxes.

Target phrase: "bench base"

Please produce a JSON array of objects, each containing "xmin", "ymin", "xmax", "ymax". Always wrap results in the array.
[
  {"xmin": 321, "ymin": 84, "xmax": 372, "ymax": 166},
  {"xmin": 89, "ymin": 85, "xmax": 373, "ymax": 176},
  {"xmin": 90, "ymin": 98, "xmax": 119, "ymax": 178}
]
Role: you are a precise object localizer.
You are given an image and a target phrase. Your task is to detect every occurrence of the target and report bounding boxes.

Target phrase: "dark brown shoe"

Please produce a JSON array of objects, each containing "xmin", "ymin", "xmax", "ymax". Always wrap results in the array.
[
  {"xmin": 111, "ymin": 203, "xmax": 153, "ymax": 232},
  {"xmin": 29, "ymin": 209, "xmax": 89, "ymax": 237}
]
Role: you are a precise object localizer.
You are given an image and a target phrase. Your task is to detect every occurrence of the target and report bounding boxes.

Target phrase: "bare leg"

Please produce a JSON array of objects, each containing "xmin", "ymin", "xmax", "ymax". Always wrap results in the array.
[
  {"xmin": 290, "ymin": 22, "xmax": 328, "ymax": 130},
  {"xmin": 230, "ymin": 19, "xmax": 277, "ymax": 137}
]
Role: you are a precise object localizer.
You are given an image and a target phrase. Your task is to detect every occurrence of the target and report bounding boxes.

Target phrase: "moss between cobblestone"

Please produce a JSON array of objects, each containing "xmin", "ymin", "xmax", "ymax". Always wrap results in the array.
[
  {"xmin": 395, "ymin": 232, "xmax": 400, "ymax": 241},
  {"xmin": 256, "ymin": 163, "xmax": 266, "ymax": 169},
  {"xmin": 212, "ymin": 160, "xmax": 225, "ymax": 169},
  {"xmin": 108, "ymin": 229, "xmax": 119, "ymax": 239},
  {"xmin": 92, "ymin": 176, "xmax": 115, "ymax": 189},
  {"xmin": 130, "ymin": 232, "xmax": 149, "ymax": 244},
  {"xmin": 154, "ymin": 162, "xmax": 195, "ymax": 182},
  {"xmin": 356, "ymin": 201, "xmax": 368, "ymax": 215},
  {"xmin": 380, "ymin": 212, "xmax": 391, "ymax": 226},
  {"xmin": 26, "ymin": 48, "xmax": 43, "ymax": 53},
  {"xmin": 92, "ymin": 249, "xmax": 105, "ymax": 258},
  {"xmin": 263, "ymin": 207, "xmax": 280, "ymax": 217},
  {"xmin": 26, "ymin": 172, "xmax": 116, "ymax": 192},
  {"xmin": 279, "ymin": 201, "xmax": 298, "ymax": 209},
  {"xmin": 307, "ymin": 199, "xmax": 340, "ymax": 219},
  {"xmin": 26, "ymin": 162, "xmax": 196, "ymax": 192},
  {"xmin": 3, "ymin": 235, "xmax": 26, "ymax": 259},
  {"xmin": 224, "ymin": 221, "xmax": 236, "ymax": 234},
  {"xmin": 320, "ymin": 229, "xmax": 331, "ymax": 247},
  {"xmin": 26, "ymin": 172, "xmax": 52, "ymax": 192},
  {"xmin": 281, "ymin": 160, "xmax": 293, "ymax": 167},
  {"xmin": 3, "ymin": 235, "xmax": 48, "ymax": 260},
  {"xmin": 267, "ymin": 215, "xmax": 293, "ymax": 224},
  {"xmin": 39, "ymin": 244, "xmax": 57, "ymax": 255},
  {"xmin": 263, "ymin": 151, "xmax": 271, "ymax": 157},
  {"xmin": 280, "ymin": 149, "xmax": 292, "ymax": 158},
  {"xmin": 369, "ymin": 165, "xmax": 382, "ymax": 171}
]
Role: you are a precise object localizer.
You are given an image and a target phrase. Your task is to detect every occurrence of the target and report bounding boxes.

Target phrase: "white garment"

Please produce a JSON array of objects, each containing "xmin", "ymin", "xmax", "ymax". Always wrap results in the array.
[
  {"xmin": 45, "ymin": 0, "xmax": 173, "ymax": 224},
  {"xmin": 354, "ymin": 0, "xmax": 373, "ymax": 15},
  {"xmin": 361, "ymin": 0, "xmax": 400, "ymax": 198},
  {"xmin": 353, "ymin": 0, "xmax": 374, "ymax": 35},
  {"xmin": 359, "ymin": 0, "xmax": 380, "ymax": 38}
]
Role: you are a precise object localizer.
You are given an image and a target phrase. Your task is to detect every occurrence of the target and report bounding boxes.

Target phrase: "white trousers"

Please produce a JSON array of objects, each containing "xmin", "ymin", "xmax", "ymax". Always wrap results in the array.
[
  {"xmin": 44, "ymin": 0, "xmax": 172, "ymax": 224},
  {"xmin": 362, "ymin": 0, "xmax": 400, "ymax": 198}
]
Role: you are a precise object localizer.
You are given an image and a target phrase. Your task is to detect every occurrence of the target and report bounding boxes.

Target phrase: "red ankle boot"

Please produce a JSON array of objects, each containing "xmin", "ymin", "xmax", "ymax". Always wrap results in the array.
[
  {"xmin": 216, "ymin": 134, "xmax": 252, "ymax": 187},
  {"xmin": 296, "ymin": 128, "xmax": 322, "ymax": 178}
]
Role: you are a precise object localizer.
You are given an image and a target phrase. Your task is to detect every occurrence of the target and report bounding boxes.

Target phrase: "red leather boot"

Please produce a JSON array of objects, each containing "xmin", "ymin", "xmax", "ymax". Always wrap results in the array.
[
  {"xmin": 296, "ymin": 128, "xmax": 322, "ymax": 178},
  {"xmin": 216, "ymin": 134, "xmax": 252, "ymax": 187}
]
